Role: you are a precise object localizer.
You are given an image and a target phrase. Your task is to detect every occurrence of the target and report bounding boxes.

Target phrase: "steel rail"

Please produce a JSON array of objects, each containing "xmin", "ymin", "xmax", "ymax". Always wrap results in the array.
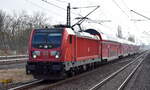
[
  {"xmin": 8, "ymin": 52, "xmax": 146, "ymax": 90},
  {"xmin": 40, "ymin": 53, "xmax": 143, "ymax": 90},
  {"xmin": 8, "ymin": 79, "xmax": 43, "ymax": 90},
  {"xmin": 0, "ymin": 55, "xmax": 28, "ymax": 58},
  {"xmin": 89, "ymin": 52, "xmax": 146, "ymax": 90},
  {"xmin": 16, "ymin": 56, "xmax": 134, "ymax": 90},
  {"xmin": 0, "ymin": 58, "xmax": 28, "ymax": 62},
  {"xmin": 117, "ymin": 52, "xmax": 147, "ymax": 90}
]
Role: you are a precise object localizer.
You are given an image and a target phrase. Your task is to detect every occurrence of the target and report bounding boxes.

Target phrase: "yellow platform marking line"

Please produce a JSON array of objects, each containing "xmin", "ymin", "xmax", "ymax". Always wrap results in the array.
[{"xmin": 0, "ymin": 79, "xmax": 12, "ymax": 84}]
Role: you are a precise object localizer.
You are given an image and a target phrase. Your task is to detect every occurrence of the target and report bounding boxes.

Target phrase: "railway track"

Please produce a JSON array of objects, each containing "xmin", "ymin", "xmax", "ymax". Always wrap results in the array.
[
  {"xmin": 0, "ymin": 55, "xmax": 28, "ymax": 64},
  {"xmin": 8, "ymin": 79, "xmax": 43, "ymax": 90},
  {"xmin": 0, "ymin": 58, "xmax": 27, "ymax": 69},
  {"xmin": 89, "ymin": 51, "xmax": 148, "ymax": 90},
  {"xmin": 0, "ymin": 55, "xmax": 27, "ymax": 60},
  {"xmin": 6, "ymin": 51, "xmax": 147, "ymax": 90},
  {"xmin": 0, "ymin": 57, "xmax": 28, "ymax": 66},
  {"xmin": 0, "ymin": 58, "xmax": 27, "ymax": 63}
]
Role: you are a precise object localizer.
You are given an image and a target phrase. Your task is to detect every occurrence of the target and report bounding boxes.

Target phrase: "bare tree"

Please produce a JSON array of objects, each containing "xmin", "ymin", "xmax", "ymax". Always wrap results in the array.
[
  {"xmin": 0, "ymin": 10, "xmax": 7, "ymax": 53},
  {"xmin": 0, "ymin": 10, "xmax": 51, "ymax": 55},
  {"xmin": 31, "ymin": 12, "xmax": 49, "ymax": 28}
]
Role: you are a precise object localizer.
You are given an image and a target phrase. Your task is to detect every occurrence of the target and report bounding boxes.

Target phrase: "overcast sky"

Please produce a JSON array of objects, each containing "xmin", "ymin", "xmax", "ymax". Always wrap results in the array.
[{"xmin": 1, "ymin": 0, "xmax": 150, "ymax": 45}]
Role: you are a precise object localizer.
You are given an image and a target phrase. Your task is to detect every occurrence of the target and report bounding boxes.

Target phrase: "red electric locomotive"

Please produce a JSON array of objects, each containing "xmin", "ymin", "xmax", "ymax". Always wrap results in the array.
[
  {"xmin": 26, "ymin": 26, "xmax": 101, "ymax": 79},
  {"xmin": 26, "ymin": 26, "xmax": 139, "ymax": 80}
]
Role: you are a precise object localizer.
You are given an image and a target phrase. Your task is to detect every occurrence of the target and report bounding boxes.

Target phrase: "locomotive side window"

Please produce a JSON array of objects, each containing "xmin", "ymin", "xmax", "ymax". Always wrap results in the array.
[{"xmin": 69, "ymin": 35, "xmax": 72, "ymax": 44}]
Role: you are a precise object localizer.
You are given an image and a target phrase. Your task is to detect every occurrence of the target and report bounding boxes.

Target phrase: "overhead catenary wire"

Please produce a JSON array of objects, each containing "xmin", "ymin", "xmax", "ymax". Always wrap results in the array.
[
  {"xmin": 72, "ymin": 6, "xmax": 100, "ymax": 27},
  {"xmin": 112, "ymin": 0, "xmax": 130, "ymax": 18},
  {"xmin": 41, "ymin": 0, "xmax": 66, "ymax": 11},
  {"xmin": 121, "ymin": 0, "xmax": 130, "ymax": 10},
  {"xmin": 131, "ymin": 10, "xmax": 150, "ymax": 20},
  {"xmin": 112, "ymin": 0, "xmax": 150, "ymax": 44},
  {"xmin": 28, "ymin": 0, "xmax": 84, "ymax": 25},
  {"xmin": 41, "ymin": 0, "xmax": 81, "ymax": 16},
  {"xmin": 32, "ymin": 0, "xmax": 107, "ymax": 28},
  {"xmin": 120, "ymin": 0, "xmax": 149, "ymax": 21},
  {"xmin": 72, "ymin": 6, "xmax": 101, "ymax": 9},
  {"xmin": 25, "ymin": 0, "xmax": 65, "ymax": 18},
  {"xmin": 130, "ymin": 10, "xmax": 150, "ymax": 31},
  {"xmin": 41, "ymin": 0, "xmax": 103, "ymax": 26},
  {"xmin": 55, "ymin": 0, "xmax": 68, "ymax": 3}
]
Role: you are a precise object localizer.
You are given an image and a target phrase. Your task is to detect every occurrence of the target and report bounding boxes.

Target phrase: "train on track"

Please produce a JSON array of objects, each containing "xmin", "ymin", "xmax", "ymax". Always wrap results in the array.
[{"xmin": 26, "ymin": 25, "xmax": 139, "ymax": 80}]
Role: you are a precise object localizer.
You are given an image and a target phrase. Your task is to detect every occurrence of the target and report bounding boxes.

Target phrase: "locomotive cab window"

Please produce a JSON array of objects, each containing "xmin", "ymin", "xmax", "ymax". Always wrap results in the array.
[{"xmin": 32, "ymin": 29, "xmax": 62, "ymax": 49}]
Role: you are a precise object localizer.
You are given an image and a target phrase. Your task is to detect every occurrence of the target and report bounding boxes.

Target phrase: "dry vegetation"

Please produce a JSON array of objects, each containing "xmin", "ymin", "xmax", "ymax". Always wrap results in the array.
[{"xmin": 0, "ymin": 68, "xmax": 33, "ymax": 83}]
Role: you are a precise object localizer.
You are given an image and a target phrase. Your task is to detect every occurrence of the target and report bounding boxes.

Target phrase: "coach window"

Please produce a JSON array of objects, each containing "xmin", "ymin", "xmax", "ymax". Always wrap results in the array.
[{"xmin": 69, "ymin": 35, "xmax": 72, "ymax": 44}]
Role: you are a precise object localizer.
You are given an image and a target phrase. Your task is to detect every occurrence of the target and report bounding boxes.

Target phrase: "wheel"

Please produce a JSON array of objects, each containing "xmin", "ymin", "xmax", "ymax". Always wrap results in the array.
[
  {"xmin": 101, "ymin": 59, "xmax": 107, "ymax": 64},
  {"xmin": 66, "ymin": 69, "xmax": 75, "ymax": 77}
]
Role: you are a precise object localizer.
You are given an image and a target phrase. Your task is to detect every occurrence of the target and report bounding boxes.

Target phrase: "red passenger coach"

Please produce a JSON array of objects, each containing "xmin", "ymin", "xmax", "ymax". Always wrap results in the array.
[{"xmin": 26, "ymin": 26, "xmax": 139, "ymax": 80}]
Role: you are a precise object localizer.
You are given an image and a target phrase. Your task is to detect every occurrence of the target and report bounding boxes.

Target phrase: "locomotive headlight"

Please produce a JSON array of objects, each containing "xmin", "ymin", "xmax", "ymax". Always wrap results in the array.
[
  {"xmin": 50, "ymin": 51, "xmax": 60, "ymax": 58},
  {"xmin": 55, "ymin": 52, "xmax": 60, "ymax": 59},
  {"xmin": 32, "ymin": 51, "xmax": 40, "ymax": 58},
  {"xmin": 33, "ymin": 55, "xmax": 37, "ymax": 58}
]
